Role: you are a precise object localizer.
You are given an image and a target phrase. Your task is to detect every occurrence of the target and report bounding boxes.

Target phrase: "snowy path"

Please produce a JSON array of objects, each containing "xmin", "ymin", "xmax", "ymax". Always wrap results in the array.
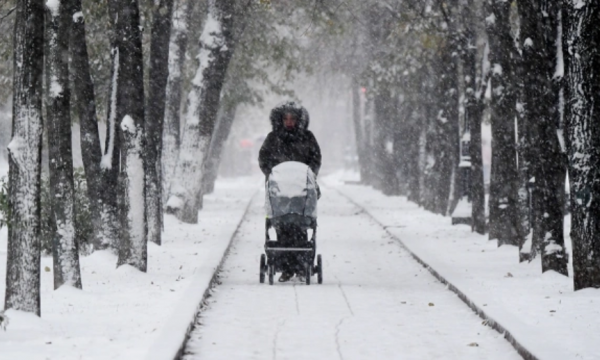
[{"xmin": 181, "ymin": 187, "xmax": 521, "ymax": 360}]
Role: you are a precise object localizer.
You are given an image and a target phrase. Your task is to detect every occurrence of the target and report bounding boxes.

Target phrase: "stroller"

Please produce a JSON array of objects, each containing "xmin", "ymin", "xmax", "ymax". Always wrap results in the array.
[{"xmin": 259, "ymin": 161, "xmax": 323, "ymax": 285}]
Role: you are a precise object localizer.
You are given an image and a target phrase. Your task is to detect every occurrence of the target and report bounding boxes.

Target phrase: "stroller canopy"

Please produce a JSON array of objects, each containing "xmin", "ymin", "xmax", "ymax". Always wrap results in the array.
[{"xmin": 265, "ymin": 161, "xmax": 318, "ymax": 219}]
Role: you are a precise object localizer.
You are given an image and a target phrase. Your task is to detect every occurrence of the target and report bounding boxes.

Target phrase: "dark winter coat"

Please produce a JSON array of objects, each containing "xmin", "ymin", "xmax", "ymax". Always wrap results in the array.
[{"xmin": 259, "ymin": 102, "xmax": 322, "ymax": 177}]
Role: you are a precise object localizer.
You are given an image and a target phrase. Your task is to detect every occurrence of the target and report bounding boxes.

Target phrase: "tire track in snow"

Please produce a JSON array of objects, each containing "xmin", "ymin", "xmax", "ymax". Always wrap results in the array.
[
  {"xmin": 334, "ymin": 276, "xmax": 354, "ymax": 316},
  {"xmin": 293, "ymin": 285, "xmax": 300, "ymax": 315},
  {"xmin": 335, "ymin": 317, "xmax": 349, "ymax": 360},
  {"xmin": 272, "ymin": 319, "xmax": 286, "ymax": 360}
]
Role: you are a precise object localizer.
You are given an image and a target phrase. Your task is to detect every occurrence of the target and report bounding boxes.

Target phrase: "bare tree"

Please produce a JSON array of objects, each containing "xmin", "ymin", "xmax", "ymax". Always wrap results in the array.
[
  {"xmin": 70, "ymin": 0, "xmax": 105, "ymax": 249},
  {"xmin": 161, "ymin": 0, "xmax": 195, "ymax": 209},
  {"xmin": 486, "ymin": 0, "xmax": 520, "ymax": 246},
  {"xmin": 166, "ymin": 0, "xmax": 236, "ymax": 223},
  {"xmin": 4, "ymin": 0, "xmax": 45, "ymax": 315},
  {"xmin": 111, "ymin": 0, "xmax": 148, "ymax": 271},
  {"xmin": 562, "ymin": 0, "xmax": 600, "ymax": 289},
  {"xmin": 145, "ymin": 0, "xmax": 175, "ymax": 246},
  {"xmin": 46, "ymin": 0, "xmax": 82, "ymax": 289}
]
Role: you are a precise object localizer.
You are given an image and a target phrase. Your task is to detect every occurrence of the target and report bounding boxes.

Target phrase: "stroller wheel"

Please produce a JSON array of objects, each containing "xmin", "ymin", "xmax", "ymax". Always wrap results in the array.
[
  {"xmin": 317, "ymin": 254, "xmax": 323, "ymax": 284},
  {"xmin": 260, "ymin": 254, "xmax": 266, "ymax": 283},
  {"xmin": 268, "ymin": 264, "xmax": 275, "ymax": 285},
  {"xmin": 305, "ymin": 262, "xmax": 311, "ymax": 285}
]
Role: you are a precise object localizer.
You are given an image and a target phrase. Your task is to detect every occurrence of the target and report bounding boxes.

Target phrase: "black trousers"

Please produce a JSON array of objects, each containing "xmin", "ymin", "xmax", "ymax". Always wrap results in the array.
[{"xmin": 275, "ymin": 223, "xmax": 308, "ymax": 274}]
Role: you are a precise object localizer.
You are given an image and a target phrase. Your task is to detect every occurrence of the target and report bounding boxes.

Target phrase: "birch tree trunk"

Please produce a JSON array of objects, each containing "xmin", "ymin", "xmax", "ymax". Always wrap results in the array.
[
  {"xmin": 112, "ymin": 0, "xmax": 147, "ymax": 271},
  {"xmin": 70, "ymin": 0, "xmax": 105, "ymax": 249},
  {"xmin": 46, "ymin": 0, "xmax": 82, "ymax": 289},
  {"xmin": 166, "ymin": 0, "xmax": 236, "ymax": 224},
  {"xmin": 4, "ymin": 0, "xmax": 44, "ymax": 315},
  {"xmin": 562, "ymin": 1, "xmax": 600, "ymax": 289},
  {"xmin": 486, "ymin": 0, "xmax": 521, "ymax": 246},
  {"xmin": 146, "ymin": 0, "xmax": 175, "ymax": 246},
  {"xmin": 161, "ymin": 0, "xmax": 194, "ymax": 208}
]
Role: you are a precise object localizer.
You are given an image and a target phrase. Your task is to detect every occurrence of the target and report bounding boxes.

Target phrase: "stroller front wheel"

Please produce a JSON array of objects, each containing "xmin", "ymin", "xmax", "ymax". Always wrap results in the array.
[
  {"xmin": 268, "ymin": 264, "xmax": 275, "ymax": 285},
  {"xmin": 317, "ymin": 254, "xmax": 323, "ymax": 284},
  {"xmin": 259, "ymin": 254, "xmax": 266, "ymax": 284},
  {"xmin": 305, "ymin": 262, "xmax": 311, "ymax": 285}
]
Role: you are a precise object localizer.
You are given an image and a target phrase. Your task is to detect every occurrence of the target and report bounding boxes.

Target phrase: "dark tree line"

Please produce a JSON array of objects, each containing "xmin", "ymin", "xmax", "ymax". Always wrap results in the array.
[{"xmin": 328, "ymin": 0, "xmax": 596, "ymax": 290}]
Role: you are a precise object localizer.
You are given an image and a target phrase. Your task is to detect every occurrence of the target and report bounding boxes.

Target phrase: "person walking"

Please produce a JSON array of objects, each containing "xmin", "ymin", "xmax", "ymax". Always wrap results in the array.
[{"xmin": 258, "ymin": 101, "xmax": 322, "ymax": 282}]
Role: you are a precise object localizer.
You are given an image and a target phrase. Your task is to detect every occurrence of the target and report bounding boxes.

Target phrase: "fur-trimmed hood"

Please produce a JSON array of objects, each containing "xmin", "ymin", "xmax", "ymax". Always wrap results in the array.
[{"xmin": 269, "ymin": 101, "xmax": 310, "ymax": 132}]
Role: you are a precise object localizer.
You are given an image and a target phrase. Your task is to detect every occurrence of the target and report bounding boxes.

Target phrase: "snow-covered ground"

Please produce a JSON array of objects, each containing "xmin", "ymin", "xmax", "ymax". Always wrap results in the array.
[
  {"xmin": 0, "ymin": 170, "xmax": 598, "ymax": 360},
  {"xmin": 325, "ymin": 171, "xmax": 597, "ymax": 360},
  {"xmin": 0, "ymin": 176, "xmax": 260, "ymax": 360},
  {"xmin": 181, "ymin": 187, "xmax": 520, "ymax": 360}
]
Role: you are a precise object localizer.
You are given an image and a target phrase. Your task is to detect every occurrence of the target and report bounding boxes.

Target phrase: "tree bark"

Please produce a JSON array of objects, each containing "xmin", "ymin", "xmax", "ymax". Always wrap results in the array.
[
  {"xmin": 112, "ymin": 0, "xmax": 147, "ymax": 271},
  {"xmin": 486, "ymin": 0, "xmax": 521, "ymax": 246},
  {"xmin": 99, "ymin": 0, "xmax": 121, "ymax": 250},
  {"xmin": 166, "ymin": 0, "xmax": 236, "ymax": 224},
  {"xmin": 146, "ymin": 0, "xmax": 175, "ymax": 246},
  {"xmin": 161, "ymin": 0, "xmax": 194, "ymax": 208},
  {"xmin": 4, "ymin": 0, "xmax": 44, "ymax": 316},
  {"xmin": 519, "ymin": 0, "xmax": 568, "ymax": 275},
  {"xmin": 562, "ymin": 1, "xmax": 600, "ymax": 289},
  {"xmin": 462, "ymin": 2, "xmax": 486, "ymax": 234},
  {"xmin": 46, "ymin": 0, "xmax": 82, "ymax": 289},
  {"xmin": 70, "ymin": 0, "xmax": 105, "ymax": 250}
]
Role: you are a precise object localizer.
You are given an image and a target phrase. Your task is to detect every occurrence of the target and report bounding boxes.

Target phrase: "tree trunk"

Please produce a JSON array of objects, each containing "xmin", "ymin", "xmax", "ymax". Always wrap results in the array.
[
  {"xmin": 161, "ymin": 0, "xmax": 194, "ymax": 208},
  {"xmin": 70, "ymin": 0, "xmax": 105, "ymax": 249},
  {"xmin": 99, "ymin": 0, "xmax": 121, "ymax": 250},
  {"xmin": 202, "ymin": 103, "xmax": 237, "ymax": 195},
  {"xmin": 4, "ymin": 0, "xmax": 44, "ymax": 316},
  {"xmin": 486, "ymin": 0, "xmax": 521, "ymax": 246},
  {"xmin": 351, "ymin": 76, "xmax": 367, "ymax": 183},
  {"xmin": 166, "ymin": 0, "xmax": 236, "ymax": 224},
  {"xmin": 562, "ymin": 1, "xmax": 600, "ymax": 289},
  {"xmin": 46, "ymin": 0, "xmax": 82, "ymax": 289},
  {"xmin": 112, "ymin": 0, "xmax": 147, "ymax": 271},
  {"xmin": 519, "ymin": 0, "xmax": 568, "ymax": 274},
  {"xmin": 462, "ymin": 6, "xmax": 486, "ymax": 234},
  {"xmin": 146, "ymin": 0, "xmax": 175, "ymax": 246}
]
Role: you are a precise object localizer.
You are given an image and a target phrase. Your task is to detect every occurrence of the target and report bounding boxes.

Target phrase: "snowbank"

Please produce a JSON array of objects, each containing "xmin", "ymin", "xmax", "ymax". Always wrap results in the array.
[
  {"xmin": 325, "ymin": 171, "xmax": 597, "ymax": 360},
  {"xmin": 0, "ymin": 177, "xmax": 259, "ymax": 360}
]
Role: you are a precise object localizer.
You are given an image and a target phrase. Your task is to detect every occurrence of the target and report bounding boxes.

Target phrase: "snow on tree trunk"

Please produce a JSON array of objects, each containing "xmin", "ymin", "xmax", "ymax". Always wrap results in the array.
[
  {"xmin": 99, "ymin": 3, "xmax": 121, "ymax": 249},
  {"xmin": 146, "ymin": 0, "xmax": 175, "ymax": 246},
  {"xmin": 161, "ymin": 0, "xmax": 193, "ymax": 208},
  {"xmin": 4, "ymin": 0, "xmax": 44, "ymax": 316},
  {"xmin": 111, "ymin": 0, "xmax": 147, "ymax": 271},
  {"xmin": 518, "ymin": 0, "xmax": 568, "ymax": 275},
  {"xmin": 70, "ymin": 0, "xmax": 105, "ymax": 250},
  {"xmin": 562, "ymin": 1, "xmax": 600, "ymax": 289},
  {"xmin": 46, "ymin": 0, "xmax": 82, "ymax": 289},
  {"xmin": 486, "ymin": 0, "xmax": 521, "ymax": 246},
  {"xmin": 166, "ymin": 0, "xmax": 235, "ymax": 224},
  {"xmin": 117, "ymin": 116, "xmax": 147, "ymax": 271}
]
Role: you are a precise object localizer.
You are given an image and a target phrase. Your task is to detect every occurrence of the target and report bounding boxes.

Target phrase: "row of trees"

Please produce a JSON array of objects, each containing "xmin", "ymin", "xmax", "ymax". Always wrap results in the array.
[
  {"xmin": 322, "ymin": 0, "xmax": 598, "ymax": 291},
  {"xmin": 3, "ymin": 0, "xmax": 314, "ymax": 316}
]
